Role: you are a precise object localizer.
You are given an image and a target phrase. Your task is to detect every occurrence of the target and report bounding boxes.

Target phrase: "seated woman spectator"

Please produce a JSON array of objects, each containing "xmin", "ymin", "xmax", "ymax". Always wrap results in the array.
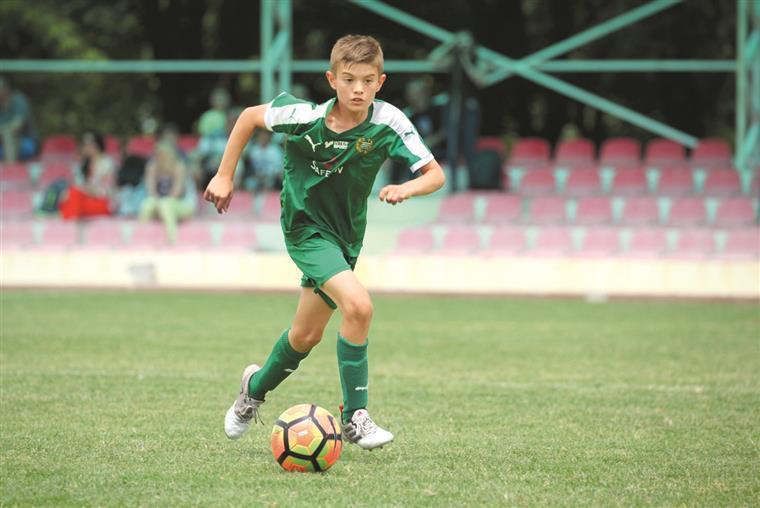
[
  {"xmin": 59, "ymin": 131, "xmax": 116, "ymax": 220},
  {"xmin": 138, "ymin": 141, "xmax": 196, "ymax": 244},
  {"xmin": 244, "ymin": 130, "xmax": 283, "ymax": 192}
]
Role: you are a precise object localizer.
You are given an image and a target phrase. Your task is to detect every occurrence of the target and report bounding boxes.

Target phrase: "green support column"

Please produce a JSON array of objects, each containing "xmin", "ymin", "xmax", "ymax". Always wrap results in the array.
[
  {"xmin": 260, "ymin": 0, "xmax": 275, "ymax": 103},
  {"xmin": 277, "ymin": 0, "xmax": 292, "ymax": 95}
]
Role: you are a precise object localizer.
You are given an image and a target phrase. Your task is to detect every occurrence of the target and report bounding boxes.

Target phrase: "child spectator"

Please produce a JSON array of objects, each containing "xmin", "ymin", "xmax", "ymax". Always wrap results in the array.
[
  {"xmin": 0, "ymin": 76, "xmax": 38, "ymax": 163},
  {"xmin": 59, "ymin": 131, "xmax": 116, "ymax": 220},
  {"xmin": 197, "ymin": 87, "xmax": 230, "ymax": 137}
]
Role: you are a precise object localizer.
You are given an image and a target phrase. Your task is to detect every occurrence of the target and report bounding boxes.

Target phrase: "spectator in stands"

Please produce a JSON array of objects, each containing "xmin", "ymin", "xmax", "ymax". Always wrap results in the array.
[
  {"xmin": 244, "ymin": 130, "xmax": 284, "ymax": 193},
  {"xmin": 192, "ymin": 107, "xmax": 245, "ymax": 190},
  {"xmin": 158, "ymin": 122, "xmax": 185, "ymax": 158},
  {"xmin": 0, "ymin": 76, "xmax": 38, "ymax": 163},
  {"xmin": 59, "ymin": 131, "xmax": 116, "ymax": 220},
  {"xmin": 139, "ymin": 141, "xmax": 196, "ymax": 243},
  {"xmin": 197, "ymin": 87, "xmax": 230, "ymax": 137}
]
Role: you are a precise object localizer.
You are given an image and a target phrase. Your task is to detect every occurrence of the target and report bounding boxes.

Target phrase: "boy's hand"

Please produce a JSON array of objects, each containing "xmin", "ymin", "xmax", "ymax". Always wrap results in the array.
[
  {"xmin": 204, "ymin": 174, "xmax": 234, "ymax": 214},
  {"xmin": 379, "ymin": 184, "xmax": 411, "ymax": 205}
]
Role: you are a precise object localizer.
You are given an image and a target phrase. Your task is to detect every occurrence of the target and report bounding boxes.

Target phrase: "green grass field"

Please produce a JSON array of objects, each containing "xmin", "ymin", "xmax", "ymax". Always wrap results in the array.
[{"xmin": 1, "ymin": 291, "xmax": 758, "ymax": 506}]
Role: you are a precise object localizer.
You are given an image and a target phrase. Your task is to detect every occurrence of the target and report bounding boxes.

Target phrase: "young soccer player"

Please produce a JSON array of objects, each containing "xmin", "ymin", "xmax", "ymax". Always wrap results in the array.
[{"xmin": 206, "ymin": 35, "xmax": 446, "ymax": 450}]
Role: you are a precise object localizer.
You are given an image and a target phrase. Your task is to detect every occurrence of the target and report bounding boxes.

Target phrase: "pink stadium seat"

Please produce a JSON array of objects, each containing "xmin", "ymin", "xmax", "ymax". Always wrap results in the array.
[
  {"xmin": 555, "ymin": 139, "xmax": 595, "ymax": 166},
  {"xmin": 576, "ymin": 228, "xmax": 620, "ymax": 257},
  {"xmin": 564, "ymin": 169, "xmax": 601, "ymax": 197},
  {"xmin": 126, "ymin": 136, "xmax": 156, "ymax": 158},
  {"xmin": 41, "ymin": 135, "xmax": 77, "ymax": 157},
  {"xmin": 484, "ymin": 226, "xmax": 527, "ymax": 255},
  {"xmin": 627, "ymin": 228, "xmax": 668, "ymax": 258},
  {"xmin": 671, "ymin": 229, "xmax": 715, "ymax": 258},
  {"xmin": 599, "ymin": 137, "xmax": 640, "ymax": 166},
  {"xmin": 575, "ymin": 197, "xmax": 613, "ymax": 225},
  {"xmin": 212, "ymin": 191, "xmax": 253, "ymax": 217},
  {"xmin": 691, "ymin": 138, "xmax": 731, "ymax": 167},
  {"xmin": 475, "ymin": 137, "xmax": 506, "ymax": 160},
  {"xmin": 703, "ymin": 169, "xmax": 741, "ymax": 196},
  {"xmin": 39, "ymin": 221, "xmax": 79, "ymax": 248},
  {"xmin": 440, "ymin": 226, "xmax": 481, "ymax": 254},
  {"xmin": 611, "ymin": 167, "xmax": 648, "ymax": 195},
  {"xmin": 219, "ymin": 223, "xmax": 257, "ymax": 250},
  {"xmin": 645, "ymin": 139, "xmax": 685, "ymax": 165},
  {"xmin": 0, "ymin": 163, "xmax": 31, "ymax": 188},
  {"xmin": 129, "ymin": 222, "xmax": 168, "ymax": 248},
  {"xmin": 437, "ymin": 193, "xmax": 476, "ymax": 223},
  {"xmin": 531, "ymin": 227, "xmax": 573, "ymax": 257},
  {"xmin": 508, "ymin": 138, "xmax": 550, "ymax": 166},
  {"xmin": 519, "ymin": 168, "xmax": 556, "ymax": 196},
  {"xmin": 174, "ymin": 222, "xmax": 214, "ymax": 249},
  {"xmin": 529, "ymin": 196, "xmax": 566, "ymax": 224},
  {"xmin": 178, "ymin": 135, "xmax": 200, "ymax": 153},
  {"xmin": 1, "ymin": 190, "xmax": 33, "ymax": 217},
  {"xmin": 621, "ymin": 197, "xmax": 660, "ymax": 225},
  {"xmin": 657, "ymin": 168, "xmax": 694, "ymax": 195},
  {"xmin": 720, "ymin": 229, "xmax": 759, "ymax": 259},
  {"xmin": 0, "ymin": 221, "xmax": 35, "ymax": 249},
  {"xmin": 483, "ymin": 194, "xmax": 521, "ymax": 223},
  {"xmin": 395, "ymin": 228, "xmax": 434, "ymax": 254},
  {"xmin": 668, "ymin": 197, "xmax": 706, "ymax": 226},
  {"xmin": 38, "ymin": 162, "xmax": 74, "ymax": 188},
  {"xmin": 105, "ymin": 136, "xmax": 121, "ymax": 156},
  {"xmin": 259, "ymin": 191, "xmax": 282, "ymax": 222},
  {"xmin": 84, "ymin": 220, "xmax": 125, "ymax": 248},
  {"xmin": 714, "ymin": 198, "xmax": 755, "ymax": 228}
]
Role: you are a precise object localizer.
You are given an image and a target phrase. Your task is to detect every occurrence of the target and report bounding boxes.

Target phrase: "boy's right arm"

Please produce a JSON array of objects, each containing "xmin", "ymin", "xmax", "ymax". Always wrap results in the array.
[{"xmin": 203, "ymin": 104, "xmax": 268, "ymax": 213}]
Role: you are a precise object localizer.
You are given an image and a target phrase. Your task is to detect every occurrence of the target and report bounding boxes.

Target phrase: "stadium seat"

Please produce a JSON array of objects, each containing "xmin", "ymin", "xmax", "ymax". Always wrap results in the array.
[
  {"xmin": 656, "ymin": 168, "xmax": 695, "ymax": 195},
  {"xmin": 395, "ymin": 227, "xmax": 434, "ymax": 254},
  {"xmin": 437, "ymin": 193, "xmax": 476, "ymax": 223},
  {"xmin": 611, "ymin": 167, "xmax": 648, "ymax": 195},
  {"xmin": 41, "ymin": 135, "xmax": 77, "ymax": 158},
  {"xmin": 645, "ymin": 138, "xmax": 685, "ymax": 165},
  {"xmin": 703, "ymin": 169, "xmax": 742, "ymax": 196},
  {"xmin": 668, "ymin": 197, "xmax": 706, "ymax": 226},
  {"xmin": 714, "ymin": 197, "xmax": 756, "ymax": 228},
  {"xmin": 105, "ymin": 136, "xmax": 121, "ymax": 156},
  {"xmin": 38, "ymin": 162, "xmax": 74, "ymax": 188},
  {"xmin": 178, "ymin": 135, "xmax": 200, "ymax": 154},
  {"xmin": 218, "ymin": 223, "xmax": 257, "ymax": 250},
  {"xmin": 0, "ymin": 221, "xmax": 35, "ymax": 249},
  {"xmin": 0, "ymin": 163, "xmax": 31, "ymax": 188},
  {"xmin": 719, "ymin": 228, "xmax": 760, "ymax": 259},
  {"xmin": 529, "ymin": 196, "xmax": 567, "ymax": 224},
  {"xmin": 519, "ymin": 168, "xmax": 556, "ymax": 196},
  {"xmin": 531, "ymin": 227, "xmax": 573, "ymax": 256},
  {"xmin": 555, "ymin": 139, "xmax": 595, "ymax": 166},
  {"xmin": 626, "ymin": 228, "xmax": 668, "ymax": 258},
  {"xmin": 1, "ymin": 190, "xmax": 33, "ymax": 217},
  {"xmin": 129, "ymin": 222, "xmax": 168, "ymax": 248},
  {"xmin": 484, "ymin": 226, "xmax": 527, "ymax": 255},
  {"xmin": 475, "ymin": 137, "xmax": 506, "ymax": 161},
  {"xmin": 482, "ymin": 194, "xmax": 522, "ymax": 223},
  {"xmin": 207, "ymin": 190, "xmax": 253, "ymax": 217},
  {"xmin": 691, "ymin": 138, "xmax": 731, "ymax": 167},
  {"xmin": 671, "ymin": 229, "xmax": 716, "ymax": 258},
  {"xmin": 125, "ymin": 136, "xmax": 156, "ymax": 158},
  {"xmin": 599, "ymin": 137, "xmax": 640, "ymax": 166},
  {"xmin": 575, "ymin": 197, "xmax": 613, "ymax": 225},
  {"xmin": 440, "ymin": 226, "xmax": 481, "ymax": 254},
  {"xmin": 564, "ymin": 168, "xmax": 601, "ymax": 197},
  {"xmin": 39, "ymin": 221, "xmax": 79, "ymax": 248},
  {"xmin": 621, "ymin": 196, "xmax": 660, "ymax": 225},
  {"xmin": 84, "ymin": 220, "xmax": 125, "ymax": 248},
  {"xmin": 508, "ymin": 137, "xmax": 550, "ymax": 167},
  {"xmin": 174, "ymin": 222, "xmax": 214, "ymax": 249},
  {"xmin": 258, "ymin": 191, "xmax": 282, "ymax": 222},
  {"xmin": 576, "ymin": 228, "xmax": 620, "ymax": 257}
]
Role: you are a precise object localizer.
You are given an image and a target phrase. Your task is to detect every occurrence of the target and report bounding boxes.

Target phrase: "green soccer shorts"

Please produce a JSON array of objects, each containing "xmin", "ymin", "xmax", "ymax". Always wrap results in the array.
[{"xmin": 285, "ymin": 234, "xmax": 357, "ymax": 309}]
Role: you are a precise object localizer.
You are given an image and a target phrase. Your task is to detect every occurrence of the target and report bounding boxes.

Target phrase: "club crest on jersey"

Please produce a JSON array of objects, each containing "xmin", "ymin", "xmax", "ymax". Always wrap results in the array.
[{"xmin": 355, "ymin": 137, "xmax": 374, "ymax": 155}]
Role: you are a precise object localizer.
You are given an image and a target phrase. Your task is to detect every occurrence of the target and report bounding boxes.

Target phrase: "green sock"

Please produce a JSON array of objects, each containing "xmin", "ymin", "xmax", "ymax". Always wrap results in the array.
[
  {"xmin": 337, "ymin": 333, "xmax": 368, "ymax": 424},
  {"xmin": 248, "ymin": 329, "xmax": 309, "ymax": 401}
]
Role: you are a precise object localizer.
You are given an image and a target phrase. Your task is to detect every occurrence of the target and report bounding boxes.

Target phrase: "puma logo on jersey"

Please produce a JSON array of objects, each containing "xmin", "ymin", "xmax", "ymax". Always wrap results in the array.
[
  {"xmin": 325, "ymin": 140, "xmax": 349, "ymax": 149},
  {"xmin": 304, "ymin": 134, "xmax": 322, "ymax": 152}
]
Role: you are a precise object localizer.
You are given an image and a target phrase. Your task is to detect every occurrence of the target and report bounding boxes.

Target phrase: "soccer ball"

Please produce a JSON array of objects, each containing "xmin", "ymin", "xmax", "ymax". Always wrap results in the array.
[{"xmin": 271, "ymin": 403, "xmax": 342, "ymax": 472}]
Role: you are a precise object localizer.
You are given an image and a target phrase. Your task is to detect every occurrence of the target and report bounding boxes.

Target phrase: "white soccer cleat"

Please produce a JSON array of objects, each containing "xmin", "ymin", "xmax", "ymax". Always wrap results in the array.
[
  {"xmin": 224, "ymin": 364, "xmax": 264, "ymax": 440},
  {"xmin": 341, "ymin": 409, "xmax": 394, "ymax": 450}
]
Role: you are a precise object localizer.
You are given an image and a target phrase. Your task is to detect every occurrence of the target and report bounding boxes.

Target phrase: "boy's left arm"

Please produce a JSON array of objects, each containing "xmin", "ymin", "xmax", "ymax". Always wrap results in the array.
[{"xmin": 379, "ymin": 159, "xmax": 446, "ymax": 205}]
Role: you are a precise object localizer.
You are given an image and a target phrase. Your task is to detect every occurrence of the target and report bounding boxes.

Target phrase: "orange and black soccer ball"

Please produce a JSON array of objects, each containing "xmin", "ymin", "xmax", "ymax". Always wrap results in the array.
[{"xmin": 271, "ymin": 404, "xmax": 342, "ymax": 472}]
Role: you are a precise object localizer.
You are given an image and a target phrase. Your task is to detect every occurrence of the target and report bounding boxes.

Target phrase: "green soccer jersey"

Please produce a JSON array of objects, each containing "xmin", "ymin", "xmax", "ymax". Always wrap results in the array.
[{"xmin": 264, "ymin": 92, "xmax": 433, "ymax": 257}]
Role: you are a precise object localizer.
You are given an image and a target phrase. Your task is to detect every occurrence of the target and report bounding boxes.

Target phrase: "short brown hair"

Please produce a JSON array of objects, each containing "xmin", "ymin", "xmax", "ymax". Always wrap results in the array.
[{"xmin": 330, "ymin": 35, "xmax": 384, "ymax": 74}]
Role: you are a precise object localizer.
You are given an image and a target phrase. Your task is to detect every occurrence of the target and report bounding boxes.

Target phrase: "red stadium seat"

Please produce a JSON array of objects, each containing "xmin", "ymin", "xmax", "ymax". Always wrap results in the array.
[
  {"xmin": 703, "ymin": 169, "xmax": 742, "ymax": 196},
  {"xmin": 174, "ymin": 222, "xmax": 214, "ymax": 249},
  {"xmin": 599, "ymin": 137, "xmax": 640, "ymax": 166},
  {"xmin": 258, "ymin": 191, "xmax": 282, "ymax": 222},
  {"xmin": 178, "ymin": 135, "xmax": 200, "ymax": 153},
  {"xmin": 475, "ymin": 137, "xmax": 506, "ymax": 160},
  {"xmin": 485, "ymin": 226, "xmax": 527, "ymax": 255},
  {"xmin": 575, "ymin": 197, "xmax": 613, "ymax": 225},
  {"xmin": 714, "ymin": 198, "xmax": 756, "ymax": 228},
  {"xmin": 656, "ymin": 168, "xmax": 694, "ymax": 195},
  {"xmin": 219, "ymin": 223, "xmax": 257, "ymax": 250},
  {"xmin": 611, "ymin": 167, "xmax": 648, "ymax": 195},
  {"xmin": 1, "ymin": 190, "xmax": 33, "ymax": 217},
  {"xmin": 576, "ymin": 228, "xmax": 620, "ymax": 257},
  {"xmin": 564, "ymin": 169, "xmax": 601, "ymax": 197},
  {"xmin": 440, "ymin": 226, "xmax": 481, "ymax": 254},
  {"xmin": 519, "ymin": 168, "xmax": 556, "ymax": 196},
  {"xmin": 621, "ymin": 196, "xmax": 660, "ymax": 225},
  {"xmin": 207, "ymin": 190, "xmax": 253, "ymax": 217},
  {"xmin": 668, "ymin": 198, "xmax": 706, "ymax": 226},
  {"xmin": 671, "ymin": 229, "xmax": 716, "ymax": 258},
  {"xmin": 645, "ymin": 139, "xmax": 685, "ymax": 165},
  {"xmin": 531, "ymin": 227, "xmax": 573, "ymax": 256},
  {"xmin": 691, "ymin": 138, "xmax": 731, "ymax": 167},
  {"xmin": 84, "ymin": 220, "xmax": 125, "ymax": 248},
  {"xmin": 0, "ymin": 221, "xmax": 35, "ymax": 249},
  {"xmin": 41, "ymin": 135, "xmax": 77, "ymax": 157},
  {"xmin": 508, "ymin": 138, "xmax": 550, "ymax": 167},
  {"xmin": 39, "ymin": 221, "xmax": 79, "ymax": 248},
  {"xmin": 395, "ymin": 227, "xmax": 435, "ymax": 254},
  {"xmin": 720, "ymin": 229, "xmax": 760, "ymax": 259},
  {"xmin": 627, "ymin": 228, "xmax": 668, "ymax": 258},
  {"xmin": 0, "ymin": 163, "xmax": 31, "ymax": 188},
  {"xmin": 529, "ymin": 196, "xmax": 566, "ymax": 224},
  {"xmin": 38, "ymin": 162, "xmax": 74, "ymax": 188},
  {"xmin": 482, "ymin": 194, "xmax": 522, "ymax": 223},
  {"xmin": 129, "ymin": 222, "xmax": 168, "ymax": 248},
  {"xmin": 126, "ymin": 136, "xmax": 156, "ymax": 158},
  {"xmin": 105, "ymin": 136, "xmax": 121, "ymax": 156},
  {"xmin": 555, "ymin": 139, "xmax": 595, "ymax": 166},
  {"xmin": 437, "ymin": 193, "xmax": 476, "ymax": 223}
]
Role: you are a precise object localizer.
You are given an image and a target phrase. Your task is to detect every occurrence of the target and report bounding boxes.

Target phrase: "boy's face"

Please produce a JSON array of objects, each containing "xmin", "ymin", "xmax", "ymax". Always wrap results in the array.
[{"xmin": 326, "ymin": 62, "xmax": 386, "ymax": 114}]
